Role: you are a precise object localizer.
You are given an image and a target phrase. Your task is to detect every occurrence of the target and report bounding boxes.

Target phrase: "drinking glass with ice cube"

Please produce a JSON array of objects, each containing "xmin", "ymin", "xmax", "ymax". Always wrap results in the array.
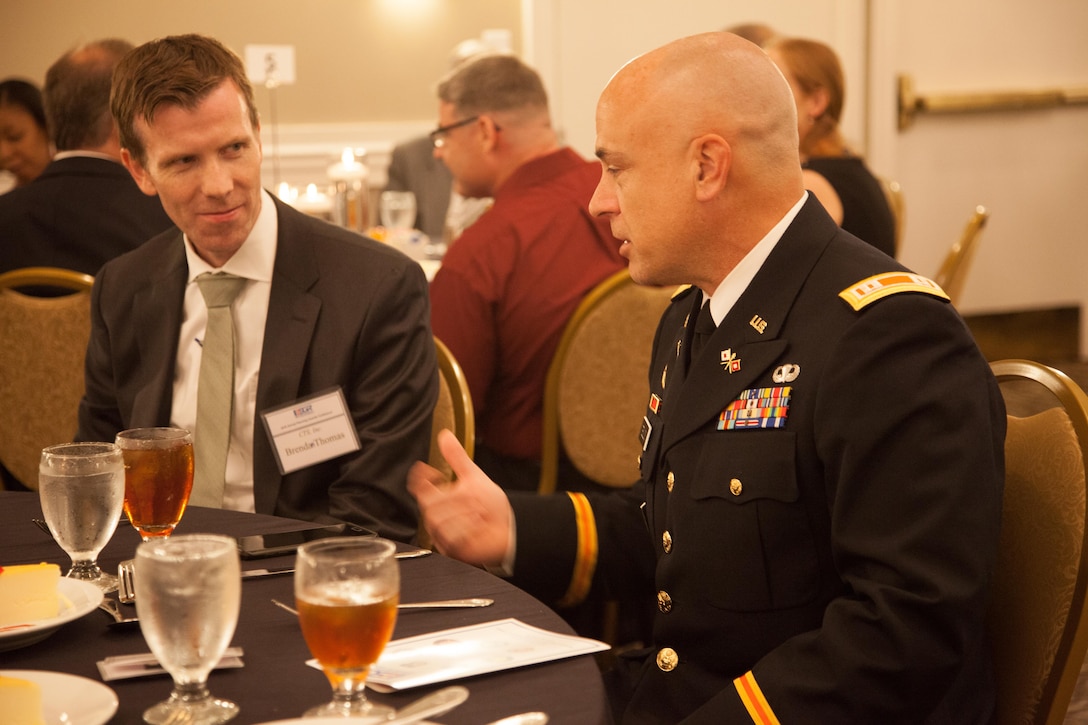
[{"xmin": 38, "ymin": 442, "xmax": 125, "ymax": 593}]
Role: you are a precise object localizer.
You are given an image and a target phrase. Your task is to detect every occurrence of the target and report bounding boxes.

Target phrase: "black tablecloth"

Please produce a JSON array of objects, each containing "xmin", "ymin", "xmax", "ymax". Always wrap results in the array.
[{"xmin": 0, "ymin": 491, "xmax": 607, "ymax": 724}]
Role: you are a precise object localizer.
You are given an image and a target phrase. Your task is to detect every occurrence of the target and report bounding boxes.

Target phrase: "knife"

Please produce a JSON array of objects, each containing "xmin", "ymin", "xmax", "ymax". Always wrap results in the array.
[{"xmin": 242, "ymin": 549, "xmax": 431, "ymax": 579}]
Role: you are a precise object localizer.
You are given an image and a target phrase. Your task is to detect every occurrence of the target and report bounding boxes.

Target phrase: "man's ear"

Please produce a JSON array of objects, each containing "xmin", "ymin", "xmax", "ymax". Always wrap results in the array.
[
  {"xmin": 693, "ymin": 134, "xmax": 730, "ymax": 201},
  {"xmin": 120, "ymin": 148, "xmax": 158, "ymax": 197},
  {"xmin": 479, "ymin": 115, "xmax": 501, "ymax": 152}
]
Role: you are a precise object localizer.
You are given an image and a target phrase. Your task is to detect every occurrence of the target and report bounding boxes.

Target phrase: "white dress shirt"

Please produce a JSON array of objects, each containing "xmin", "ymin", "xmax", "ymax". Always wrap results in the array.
[{"xmin": 171, "ymin": 189, "xmax": 278, "ymax": 512}]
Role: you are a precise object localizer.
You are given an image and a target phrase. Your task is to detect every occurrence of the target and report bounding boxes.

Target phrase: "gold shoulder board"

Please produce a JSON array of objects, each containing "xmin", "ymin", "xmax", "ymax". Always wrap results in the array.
[{"xmin": 838, "ymin": 272, "xmax": 949, "ymax": 311}]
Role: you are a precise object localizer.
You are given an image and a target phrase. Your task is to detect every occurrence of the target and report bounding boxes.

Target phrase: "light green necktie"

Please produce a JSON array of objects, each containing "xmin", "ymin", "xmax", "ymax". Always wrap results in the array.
[{"xmin": 190, "ymin": 272, "xmax": 247, "ymax": 507}]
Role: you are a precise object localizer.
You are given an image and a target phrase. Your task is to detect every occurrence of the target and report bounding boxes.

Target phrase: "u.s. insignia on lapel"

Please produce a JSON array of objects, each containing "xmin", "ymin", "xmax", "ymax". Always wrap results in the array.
[
  {"xmin": 720, "ymin": 348, "xmax": 741, "ymax": 374},
  {"xmin": 718, "ymin": 386, "xmax": 792, "ymax": 430}
]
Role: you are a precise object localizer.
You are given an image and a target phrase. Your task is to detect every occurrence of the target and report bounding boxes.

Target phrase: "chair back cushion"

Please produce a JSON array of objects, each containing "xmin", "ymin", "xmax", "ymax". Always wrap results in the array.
[
  {"xmin": 556, "ymin": 280, "xmax": 674, "ymax": 487},
  {"xmin": 0, "ymin": 288, "xmax": 92, "ymax": 489},
  {"xmin": 989, "ymin": 407, "xmax": 1086, "ymax": 724}
]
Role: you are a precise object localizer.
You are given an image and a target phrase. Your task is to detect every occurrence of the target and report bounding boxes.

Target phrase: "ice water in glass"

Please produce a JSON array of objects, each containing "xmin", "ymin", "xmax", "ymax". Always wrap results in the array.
[
  {"xmin": 135, "ymin": 534, "xmax": 241, "ymax": 724},
  {"xmin": 39, "ymin": 442, "xmax": 125, "ymax": 593}
]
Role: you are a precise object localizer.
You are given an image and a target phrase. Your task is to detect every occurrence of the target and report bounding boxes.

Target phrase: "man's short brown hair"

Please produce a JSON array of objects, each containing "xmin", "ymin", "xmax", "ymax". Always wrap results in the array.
[
  {"xmin": 436, "ymin": 54, "xmax": 548, "ymax": 118},
  {"xmin": 111, "ymin": 34, "xmax": 259, "ymax": 165}
]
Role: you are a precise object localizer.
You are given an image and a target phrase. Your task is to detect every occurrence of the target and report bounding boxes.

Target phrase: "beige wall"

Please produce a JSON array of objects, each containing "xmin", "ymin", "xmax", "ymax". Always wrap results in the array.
[{"xmin": 2, "ymin": 0, "xmax": 522, "ymax": 124}]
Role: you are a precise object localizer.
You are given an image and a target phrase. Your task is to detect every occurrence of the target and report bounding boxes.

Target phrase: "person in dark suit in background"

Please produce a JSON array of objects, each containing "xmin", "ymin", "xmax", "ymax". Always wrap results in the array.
[
  {"xmin": 76, "ymin": 34, "xmax": 436, "ymax": 542},
  {"xmin": 384, "ymin": 134, "xmax": 453, "ymax": 241},
  {"xmin": 410, "ymin": 31, "xmax": 1005, "ymax": 723},
  {"xmin": 0, "ymin": 39, "xmax": 173, "ymax": 276}
]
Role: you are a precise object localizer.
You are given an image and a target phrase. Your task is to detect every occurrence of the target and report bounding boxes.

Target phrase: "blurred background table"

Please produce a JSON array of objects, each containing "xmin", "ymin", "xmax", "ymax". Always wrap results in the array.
[{"xmin": 0, "ymin": 490, "xmax": 607, "ymax": 724}]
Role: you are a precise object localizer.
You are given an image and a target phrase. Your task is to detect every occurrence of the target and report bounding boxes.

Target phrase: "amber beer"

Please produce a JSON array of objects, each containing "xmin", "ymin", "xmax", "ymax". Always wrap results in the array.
[
  {"xmin": 297, "ymin": 592, "xmax": 399, "ymax": 676},
  {"xmin": 116, "ymin": 428, "xmax": 194, "ymax": 540},
  {"xmin": 295, "ymin": 537, "xmax": 400, "ymax": 718}
]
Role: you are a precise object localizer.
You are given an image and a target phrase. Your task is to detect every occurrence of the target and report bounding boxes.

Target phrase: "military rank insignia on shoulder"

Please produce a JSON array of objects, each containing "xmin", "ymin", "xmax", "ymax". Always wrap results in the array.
[{"xmin": 838, "ymin": 272, "xmax": 949, "ymax": 311}]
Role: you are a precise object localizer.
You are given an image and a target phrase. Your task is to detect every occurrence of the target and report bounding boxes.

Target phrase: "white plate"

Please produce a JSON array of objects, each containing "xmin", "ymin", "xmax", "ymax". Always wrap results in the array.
[
  {"xmin": 0, "ymin": 670, "xmax": 118, "ymax": 725},
  {"xmin": 0, "ymin": 578, "xmax": 104, "ymax": 652}
]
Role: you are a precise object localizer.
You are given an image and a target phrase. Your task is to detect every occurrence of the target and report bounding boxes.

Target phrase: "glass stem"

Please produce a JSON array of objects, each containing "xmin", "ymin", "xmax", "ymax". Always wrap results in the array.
[
  {"xmin": 67, "ymin": 558, "xmax": 101, "ymax": 579},
  {"xmin": 171, "ymin": 680, "xmax": 211, "ymax": 704}
]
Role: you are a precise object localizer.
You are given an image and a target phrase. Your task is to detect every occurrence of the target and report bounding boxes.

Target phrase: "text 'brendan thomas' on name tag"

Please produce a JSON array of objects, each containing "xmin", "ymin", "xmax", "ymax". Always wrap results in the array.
[{"xmin": 261, "ymin": 387, "xmax": 361, "ymax": 474}]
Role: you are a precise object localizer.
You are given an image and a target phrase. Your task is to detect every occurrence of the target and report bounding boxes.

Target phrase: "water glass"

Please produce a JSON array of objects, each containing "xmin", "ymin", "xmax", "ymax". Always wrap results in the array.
[
  {"xmin": 38, "ymin": 442, "xmax": 125, "ymax": 593},
  {"xmin": 135, "ymin": 534, "xmax": 241, "ymax": 724},
  {"xmin": 379, "ymin": 190, "xmax": 417, "ymax": 230},
  {"xmin": 116, "ymin": 427, "xmax": 194, "ymax": 540},
  {"xmin": 295, "ymin": 537, "xmax": 400, "ymax": 718}
]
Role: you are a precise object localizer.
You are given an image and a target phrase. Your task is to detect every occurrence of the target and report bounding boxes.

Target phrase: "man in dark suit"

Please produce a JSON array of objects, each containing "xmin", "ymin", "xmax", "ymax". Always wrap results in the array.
[
  {"xmin": 409, "ymin": 32, "xmax": 1005, "ymax": 722},
  {"xmin": 384, "ymin": 134, "xmax": 453, "ymax": 242},
  {"xmin": 76, "ymin": 34, "xmax": 435, "ymax": 542},
  {"xmin": 0, "ymin": 39, "xmax": 172, "ymax": 277}
]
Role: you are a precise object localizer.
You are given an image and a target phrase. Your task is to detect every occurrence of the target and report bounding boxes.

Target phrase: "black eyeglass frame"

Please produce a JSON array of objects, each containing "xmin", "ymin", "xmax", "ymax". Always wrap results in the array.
[{"xmin": 429, "ymin": 115, "xmax": 501, "ymax": 148}]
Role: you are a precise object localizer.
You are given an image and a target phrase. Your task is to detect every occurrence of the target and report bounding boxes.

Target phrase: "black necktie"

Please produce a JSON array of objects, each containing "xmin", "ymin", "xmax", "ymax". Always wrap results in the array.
[{"xmin": 691, "ymin": 301, "xmax": 716, "ymax": 362}]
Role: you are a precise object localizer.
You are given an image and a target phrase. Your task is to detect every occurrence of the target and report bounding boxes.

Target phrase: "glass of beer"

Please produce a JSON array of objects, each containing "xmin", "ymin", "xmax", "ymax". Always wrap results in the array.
[
  {"xmin": 135, "ymin": 534, "xmax": 241, "ymax": 724},
  {"xmin": 38, "ymin": 442, "xmax": 125, "ymax": 592},
  {"xmin": 295, "ymin": 537, "xmax": 400, "ymax": 718},
  {"xmin": 116, "ymin": 427, "xmax": 194, "ymax": 541}
]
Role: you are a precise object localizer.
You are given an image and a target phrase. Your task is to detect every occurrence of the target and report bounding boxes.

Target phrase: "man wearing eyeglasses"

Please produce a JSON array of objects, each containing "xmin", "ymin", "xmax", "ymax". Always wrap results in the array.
[{"xmin": 428, "ymin": 54, "xmax": 626, "ymax": 498}]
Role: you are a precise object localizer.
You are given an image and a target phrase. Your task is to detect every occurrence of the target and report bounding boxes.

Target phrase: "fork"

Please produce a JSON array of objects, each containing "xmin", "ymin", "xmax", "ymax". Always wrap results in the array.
[
  {"xmin": 118, "ymin": 559, "xmax": 136, "ymax": 604},
  {"xmin": 31, "ymin": 518, "xmax": 53, "ymax": 538},
  {"xmin": 98, "ymin": 597, "xmax": 139, "ymax": 627}
]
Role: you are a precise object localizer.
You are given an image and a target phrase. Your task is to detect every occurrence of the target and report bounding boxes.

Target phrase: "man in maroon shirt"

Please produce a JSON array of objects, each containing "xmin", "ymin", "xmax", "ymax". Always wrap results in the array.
[{"xmin": 429, "ymin": 53, "xmax": 626, "ymax": 492}]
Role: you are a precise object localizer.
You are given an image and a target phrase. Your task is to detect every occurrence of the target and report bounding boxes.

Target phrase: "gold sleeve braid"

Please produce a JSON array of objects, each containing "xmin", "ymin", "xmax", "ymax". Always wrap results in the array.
[
  {"xmin": 555, "ymin": 492, "xmax": 598, "ymax": 608},
  {"xmin": 734, "ymin": 671, "xmax": 781, "ymax": 725}
]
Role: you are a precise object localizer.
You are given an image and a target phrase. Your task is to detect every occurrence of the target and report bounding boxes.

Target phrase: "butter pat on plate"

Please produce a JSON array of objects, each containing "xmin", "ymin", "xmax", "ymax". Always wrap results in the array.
[
  {"xmin": 0, "ymin": 564, "xmax": 61, "ymax": 627},
  {"xmin": 0, "ymin": 674, "xmax": 45, "ymax": 725}
]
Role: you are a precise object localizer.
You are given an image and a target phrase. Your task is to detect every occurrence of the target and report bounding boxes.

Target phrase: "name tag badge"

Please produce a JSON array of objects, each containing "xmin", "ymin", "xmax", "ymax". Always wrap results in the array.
[{"xmin": 261, "ymin": 387, "xmax": 361, "ymax": 475}]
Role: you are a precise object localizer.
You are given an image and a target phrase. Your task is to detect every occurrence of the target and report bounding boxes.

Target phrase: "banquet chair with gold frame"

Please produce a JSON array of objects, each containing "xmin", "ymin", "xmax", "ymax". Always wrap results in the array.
[
  {"xmin": 987, "ymin": 358, "xmax": 1088, "ymax": 725},
  {"xmin": 0, "ymin": 267, "xmax": 95, "ymax": 490},
  {"xmin": 538, "ymin": 269, "xmax": 677, "ymax": 495},
  {"xmin": 429, "ymin": 336, "xmax": 475, "ymax": 479},
  {"xmin": 418, "ymin": 337, "xmax": 475, "ymax": 548},
  {"xmin": 879, "ymin": 177, "xmax": 905, "ymax": 258},
  {"xmin": 934, "ymin": 205, "xmax": 989, "ymax": 306}
]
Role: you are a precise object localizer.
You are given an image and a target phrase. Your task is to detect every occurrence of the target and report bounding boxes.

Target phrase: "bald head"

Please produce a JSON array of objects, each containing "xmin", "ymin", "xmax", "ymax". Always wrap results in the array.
[
  {"xmin": 589, "ymin": 32, "xmax": 805, "ymax": 292},
  {"xmin": 603, "ymin": 32, "xmax": 800, "ymax": 185}
]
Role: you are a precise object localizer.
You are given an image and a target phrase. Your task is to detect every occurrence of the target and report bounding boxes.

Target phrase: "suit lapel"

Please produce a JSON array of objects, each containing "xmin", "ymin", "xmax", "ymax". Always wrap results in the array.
[
  {"xmin": 661, "ymin": 197, "xmax": 837, "ymax": 450},
  {"xmin": 132, "ymin": 232, "xmax": 187, "ymax": 425},
  {"xmin": 252, "ymin": 199, "xmax": 322, "ymax": 513}
]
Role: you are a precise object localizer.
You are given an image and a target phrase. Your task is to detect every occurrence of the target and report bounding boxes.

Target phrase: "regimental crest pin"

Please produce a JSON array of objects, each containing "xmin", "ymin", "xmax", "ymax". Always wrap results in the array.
[
  {"xmin": 773, "ymin": 364, "xmax": 800, "ymax": 383},
  {"xmin": 720, "ymin": 348, "xmax": 741, "ymax": 374}
]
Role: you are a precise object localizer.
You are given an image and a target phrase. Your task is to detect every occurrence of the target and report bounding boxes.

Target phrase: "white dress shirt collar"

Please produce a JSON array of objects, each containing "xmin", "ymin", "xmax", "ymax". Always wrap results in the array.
[{"xmin": 183, "ymin": 189, "xmax": 278, "ymax": 282}]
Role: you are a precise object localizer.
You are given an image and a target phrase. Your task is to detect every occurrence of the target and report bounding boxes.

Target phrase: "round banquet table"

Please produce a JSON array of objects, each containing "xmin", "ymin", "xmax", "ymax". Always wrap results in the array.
[{"xmin": 0, "ymin": 491, "xmax": 608, "ymax": 724}]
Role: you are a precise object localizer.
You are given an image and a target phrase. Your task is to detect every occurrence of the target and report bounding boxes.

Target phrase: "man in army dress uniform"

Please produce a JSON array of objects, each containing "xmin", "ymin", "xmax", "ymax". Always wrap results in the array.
[{"xmin": 409, "ymin": 31, "xmax": 1005, "ymax": 724}]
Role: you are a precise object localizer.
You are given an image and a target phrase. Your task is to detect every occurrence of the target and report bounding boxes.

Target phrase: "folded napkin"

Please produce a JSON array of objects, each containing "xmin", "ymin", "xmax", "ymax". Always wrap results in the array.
[{"xmin": 97, "ymin": 646, "xmax": 244, "ymax": 681}]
